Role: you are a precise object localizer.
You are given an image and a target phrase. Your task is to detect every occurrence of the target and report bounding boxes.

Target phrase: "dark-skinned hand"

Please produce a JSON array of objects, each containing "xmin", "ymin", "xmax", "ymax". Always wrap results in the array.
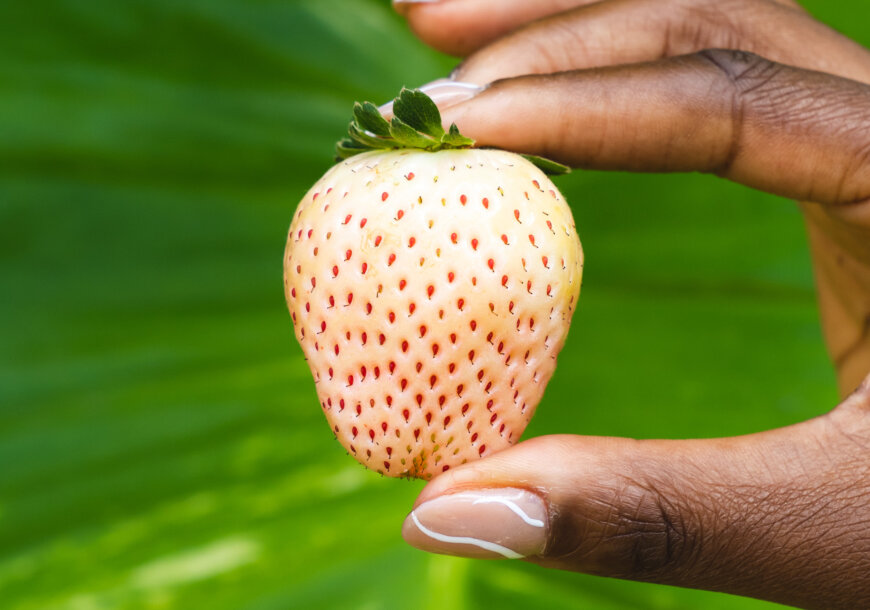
[{"xmin": 387, "ymin": 1, "xmax": 870, "ymax": 608}]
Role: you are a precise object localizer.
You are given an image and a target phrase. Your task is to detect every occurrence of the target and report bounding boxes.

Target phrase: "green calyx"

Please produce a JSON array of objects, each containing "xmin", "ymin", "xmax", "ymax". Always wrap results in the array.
[{"xmin": 335, "ymin": 88, "xmax": 570, "ymax": 176}]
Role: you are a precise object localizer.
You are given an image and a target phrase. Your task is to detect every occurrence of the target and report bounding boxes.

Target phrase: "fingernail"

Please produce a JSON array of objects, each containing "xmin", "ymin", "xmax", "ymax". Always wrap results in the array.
[
  {"xmin": 393, "ymin": 0, "xmax": 440, "ymax": 4},
  {"xmin": 378, "ymin": 79, "xmax": 484, "ymax": 120},
  {"xmin": 402, "ymin": 488, "xmax": 548, "ymax": 559}
]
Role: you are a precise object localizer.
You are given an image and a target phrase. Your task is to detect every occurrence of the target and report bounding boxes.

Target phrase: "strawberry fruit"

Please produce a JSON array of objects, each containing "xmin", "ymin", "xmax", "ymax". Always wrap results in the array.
[{"xmin": 284, "ymin": 90, "xmax": 583, "ymax": 479}]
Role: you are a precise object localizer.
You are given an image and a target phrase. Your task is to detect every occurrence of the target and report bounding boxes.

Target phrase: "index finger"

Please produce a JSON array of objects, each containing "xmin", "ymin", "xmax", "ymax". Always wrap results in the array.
[{"xmin": 442, "ymin": 50, "xmax": 870, "ymax": 205}]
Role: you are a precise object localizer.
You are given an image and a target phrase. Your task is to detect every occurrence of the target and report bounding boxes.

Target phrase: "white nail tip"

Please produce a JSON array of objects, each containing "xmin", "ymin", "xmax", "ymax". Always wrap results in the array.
[{"xmin": 410, "ymin": 511, "xmax": 525, "ymax": 559}]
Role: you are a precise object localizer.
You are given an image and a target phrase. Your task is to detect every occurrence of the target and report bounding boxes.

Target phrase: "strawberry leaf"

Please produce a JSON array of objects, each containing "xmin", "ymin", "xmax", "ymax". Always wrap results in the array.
[
  {"xmin": 335, "ymin": 137, "xmax": 367, "ymax": 160},
  {"xmin": 348, "ymin": 122, "xmax": 396, "ymax": 149},
  {"xmin": 522, "ymin": 154, "xmax": 571, "ymax": 175},
  {"xmin": 440, "ymin": 123, "xmax": 475, "ymax": 148},
  {"xmin": 389, "ymin": 116, "xmax": 439, "ymax": 149},
  {"xmin": 353, "ymin": 102, "xmax": 391, "ymax": 137},
  {"xmin": 392, "ymin": 88, "xmax": 445, "ymax": 139}
]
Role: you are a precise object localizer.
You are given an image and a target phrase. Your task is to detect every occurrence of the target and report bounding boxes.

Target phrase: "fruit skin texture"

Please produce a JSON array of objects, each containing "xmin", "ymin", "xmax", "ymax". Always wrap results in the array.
[{"xmin": 284, "ymin": 148, "xmax": 583, "ymax": 479}]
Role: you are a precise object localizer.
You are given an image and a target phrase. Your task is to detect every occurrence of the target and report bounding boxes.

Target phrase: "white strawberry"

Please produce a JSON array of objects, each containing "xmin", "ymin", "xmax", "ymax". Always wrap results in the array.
[{"xmin": 284, "ymin": 90, "xmax": 583, "ymax": 479}]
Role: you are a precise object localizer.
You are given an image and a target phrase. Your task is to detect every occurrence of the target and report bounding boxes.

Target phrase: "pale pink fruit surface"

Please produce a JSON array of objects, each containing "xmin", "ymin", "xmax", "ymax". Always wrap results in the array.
[{"xmin": 284, "ymin": 148, "xmax": 583, "ymax": 479}]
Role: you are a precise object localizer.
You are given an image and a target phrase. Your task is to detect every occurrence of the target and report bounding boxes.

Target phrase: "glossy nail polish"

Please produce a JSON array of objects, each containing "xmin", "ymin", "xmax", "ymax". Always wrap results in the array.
[
  {"xmin": 402, "ymin": 488, "xmax": 548, "ymax": 559},
  {"xmin": 378, "ymin": 79, "xmax": 484, "ymax": 119}
]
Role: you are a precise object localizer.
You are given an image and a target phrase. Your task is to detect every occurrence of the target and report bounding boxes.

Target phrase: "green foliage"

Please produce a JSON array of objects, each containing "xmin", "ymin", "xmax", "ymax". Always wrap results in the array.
[{"xmin": 0, "ymin": 0, "xmax": 861, "ymax": 608}]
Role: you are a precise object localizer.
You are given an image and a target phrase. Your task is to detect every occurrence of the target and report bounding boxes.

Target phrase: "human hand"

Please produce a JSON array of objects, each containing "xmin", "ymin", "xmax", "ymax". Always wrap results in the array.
[
  {"xmin": 389, "ymin": 1, "xmax": 870, "ymax": 607},
  {"xmin": 401, "ymin": 376, "xmax": 870, "ymax": 610},
  {"xmin": 392, "ymin": 0, "xmax": 870, "ymax": 394}
]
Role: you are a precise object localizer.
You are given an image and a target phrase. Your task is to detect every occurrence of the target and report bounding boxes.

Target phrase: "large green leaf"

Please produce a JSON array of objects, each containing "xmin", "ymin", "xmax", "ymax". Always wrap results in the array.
[{"xmin": 0, "ymin": 0, "xmax": 859, "ymax": 608}]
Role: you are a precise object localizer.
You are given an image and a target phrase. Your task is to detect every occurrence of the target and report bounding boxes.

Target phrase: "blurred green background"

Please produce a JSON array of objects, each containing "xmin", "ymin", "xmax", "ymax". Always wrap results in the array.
[{"xmin": 1, "ymin": 0, "xmax": 866, "ymax": 608}]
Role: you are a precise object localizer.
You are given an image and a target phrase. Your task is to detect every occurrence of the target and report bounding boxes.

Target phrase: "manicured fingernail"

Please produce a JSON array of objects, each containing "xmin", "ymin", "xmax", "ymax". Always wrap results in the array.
[
  {"xmin": 378, "ymin": 79, "xmax": 484, "ymax": 119},
  {"xmin": 402, "ymin": 488, "xmax": 548, "ymax": 559}
]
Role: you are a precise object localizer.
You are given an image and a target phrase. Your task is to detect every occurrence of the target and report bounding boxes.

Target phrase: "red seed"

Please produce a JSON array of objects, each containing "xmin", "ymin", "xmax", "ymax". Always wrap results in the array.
[
  {"xmin": 460, "ymin": 194, "xmax": 467, "ymax": 205},
  {"xmin": 488, "ymin": 259, "xmax": 495, "ymax": 271},
  {"xmin": 399, "ymin": 279, "xmax": 406, "ymax": 290},
  {"xmin": 427, "ymin": 285, "xmax": 434, "ymax": 298},
  {"xmin": 448, "ymin": 272, "xmax": 455, "ymax": 282},
  {"xmin": 450, "ymin": 232, "xmax": 458, "ymax": 244},
  {"xmin": 374, "ymin": 235, "xmax": 382, "ymax": 246},
  {"xmin": 420, "ymin": 325, "xmax": 427, "ymax": 337},
  {"xmin": 408, "ymin": 237, "xmax": 415, "ymax": 247},
  {"xmin": 482, "ymin": 197, "xmax": 489, "ymax": 209},
  {"xmin": 360, "ymin": 218, "xmax": 367, "ymax": 228},
  {"xmin": 409, "ymin": 303, "xmax": 416, "ymax": 315},
  {"xmin": 401, "ymin": 340, "xmax": 409, "ymax": 352},
  {"xmin": 361, "ymin": 262, "xmax": 368, "ymax": 274},
  {"xmin": 407, "ymin": 172, "xmax": 415, "ymax": 180},
  {"xmin": 388, "ymin": 253, "xmax": 396, "ymax": 266},
  {"xmin": 471, "ymin": 238, "xmax": 478, "ymax": 250},
  {"xmin": 381, "ymin": 192, "xmax": 389, "ymax": 201}
]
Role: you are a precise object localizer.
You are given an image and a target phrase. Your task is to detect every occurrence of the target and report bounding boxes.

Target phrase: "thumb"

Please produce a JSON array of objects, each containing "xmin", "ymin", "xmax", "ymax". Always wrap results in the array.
[{"xmin": 401, "ymin": 392, "xmax": 870, "ymax": 609}]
